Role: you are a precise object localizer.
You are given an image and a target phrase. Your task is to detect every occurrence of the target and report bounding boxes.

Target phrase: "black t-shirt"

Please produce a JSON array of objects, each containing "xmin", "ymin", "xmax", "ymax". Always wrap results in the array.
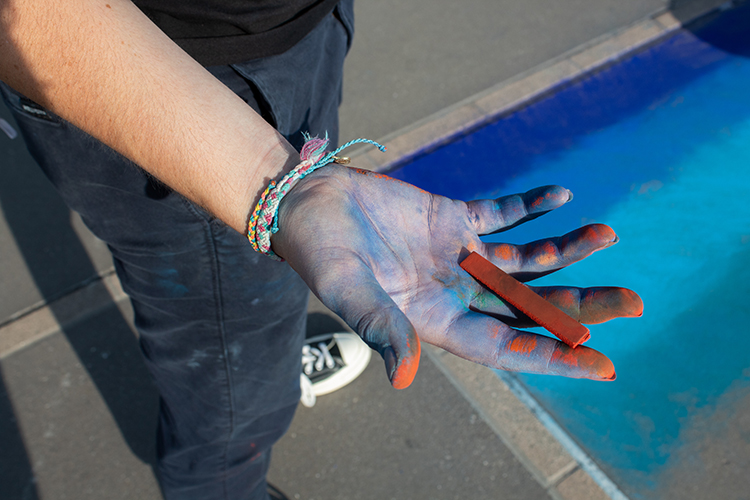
[{"xmin": 134, "ymin": 0, "xmax": 340, "ymax": 66}]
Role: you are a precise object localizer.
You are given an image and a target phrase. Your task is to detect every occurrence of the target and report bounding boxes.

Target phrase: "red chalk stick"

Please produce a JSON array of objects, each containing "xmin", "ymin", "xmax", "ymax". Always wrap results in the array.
[{"xmin": 460, "ymin": 251, "xmax": 590, "ymax": 348}]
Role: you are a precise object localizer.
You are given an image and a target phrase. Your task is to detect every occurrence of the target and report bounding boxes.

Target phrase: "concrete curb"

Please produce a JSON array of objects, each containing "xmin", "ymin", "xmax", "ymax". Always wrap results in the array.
[
  {"xmin": 425, "ymin": 346, "xmax": 612, "ymax": 500},
  {"xmin": 0, "ymin": 271, "xmax": 129, "ymax": 359}
]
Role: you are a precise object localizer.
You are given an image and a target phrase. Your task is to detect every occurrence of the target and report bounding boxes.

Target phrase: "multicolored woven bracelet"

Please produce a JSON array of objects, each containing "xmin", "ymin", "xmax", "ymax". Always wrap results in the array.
[{"xmin": 247, "ymin": 133, "xmax": 386, "ymax": 261}]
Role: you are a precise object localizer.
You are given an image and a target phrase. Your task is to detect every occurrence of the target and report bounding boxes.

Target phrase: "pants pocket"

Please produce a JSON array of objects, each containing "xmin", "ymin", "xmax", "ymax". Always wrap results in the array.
[
  {"xmin": 334, "ymin": 0, "xmax": 355, "ymax": 53},
  {"xmin": 0, "ymin": 82, "xmax": 61, "ymax": 126}
]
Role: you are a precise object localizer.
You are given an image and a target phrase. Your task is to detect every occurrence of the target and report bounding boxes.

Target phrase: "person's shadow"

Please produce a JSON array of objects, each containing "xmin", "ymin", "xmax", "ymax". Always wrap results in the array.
[{"xmin": 0, "ymin": 102, "xmax": 160, "ymax": 499}]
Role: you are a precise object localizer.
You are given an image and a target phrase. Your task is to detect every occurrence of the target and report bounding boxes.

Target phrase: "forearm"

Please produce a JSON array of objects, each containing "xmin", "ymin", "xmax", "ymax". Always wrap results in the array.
[{"xmin": 0, "ymin": 0, "xmax": 297, "ymax": 232}]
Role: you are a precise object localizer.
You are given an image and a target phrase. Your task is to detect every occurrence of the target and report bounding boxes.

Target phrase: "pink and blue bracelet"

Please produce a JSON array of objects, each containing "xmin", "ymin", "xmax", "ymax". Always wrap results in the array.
[{"xmin": 247, "ymin": 133, "xmax": 386, "ymax": 261}]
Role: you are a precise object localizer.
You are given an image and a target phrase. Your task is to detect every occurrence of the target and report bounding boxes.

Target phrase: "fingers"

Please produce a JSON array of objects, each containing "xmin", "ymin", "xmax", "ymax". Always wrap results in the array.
[
  {"xmin": 466, "ymin": 185, "xmax": 571, "ymax": 235},
  {"xmin": 536, "ymin": 286, "xmax": 643, "ymax": 324},
  {"xmin": 440, "ymin": 312, "xmax": 616, "ymax": 380},
  {"xmin": 484, "ymin": 224, "xmax": 618, "ymax": 279},
  {"xmin": 470, "ymin": 286, "xmax": 643, "ymax": 328},
  {"xmin": 318, "ymin": 264, "xmax": 421, "ymax": 389}
]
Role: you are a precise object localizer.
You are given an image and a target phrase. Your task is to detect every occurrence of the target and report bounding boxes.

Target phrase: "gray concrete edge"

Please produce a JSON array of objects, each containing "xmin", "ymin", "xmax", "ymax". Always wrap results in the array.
[
  {"xmin": 0, "ymin": 271, "xmax": 127, "ymax": 359},
  {"xmin": 425, "ymin": 345, "xmax": 618, "ymax": 500}
]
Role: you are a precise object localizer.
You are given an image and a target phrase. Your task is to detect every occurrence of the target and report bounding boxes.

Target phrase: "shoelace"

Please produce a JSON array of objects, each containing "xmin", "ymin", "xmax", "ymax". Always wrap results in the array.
[{"xmin": 302, "ymin": 341, "xmax": 337, "ymax": 375}]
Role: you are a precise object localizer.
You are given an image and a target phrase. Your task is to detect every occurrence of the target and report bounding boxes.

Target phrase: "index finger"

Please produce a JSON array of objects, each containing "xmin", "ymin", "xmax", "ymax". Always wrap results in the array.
[{"xmin": 465, "ymin": 185, "xmax": 572, "ymax": 235}]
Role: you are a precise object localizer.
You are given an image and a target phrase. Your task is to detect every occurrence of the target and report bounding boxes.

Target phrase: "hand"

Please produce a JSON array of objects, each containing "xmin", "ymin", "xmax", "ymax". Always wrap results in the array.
[{"xmin": 273, "ymin": 165, "xmax": 643, "ymax": 389}]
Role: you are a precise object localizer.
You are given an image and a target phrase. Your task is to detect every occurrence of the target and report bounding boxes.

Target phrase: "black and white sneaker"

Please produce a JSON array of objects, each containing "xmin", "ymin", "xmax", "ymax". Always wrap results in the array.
[{"xmin": 300, "ymin": 332, "xmax": 372, "ymax": 407}]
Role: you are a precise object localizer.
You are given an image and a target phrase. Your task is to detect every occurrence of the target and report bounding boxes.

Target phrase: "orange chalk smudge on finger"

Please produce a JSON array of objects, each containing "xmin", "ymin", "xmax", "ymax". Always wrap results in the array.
[
  {"xmin": 533, "ymin": 241, "xmax": 558, "ymax": 266},
  {"xmin": 530, "ymin": 191, "xmax": 555, "ymax": 209},
  {"xmin": 550, "ymin": 345, "xmax": 616, "ymax": 380},
  {"xmin": 578, "ymin": 224, "xmax": 617, "ymax": 249},
  {"xmin": 508, "ymin": 335, "xmax": 538, "ymax": 355},
  {"xmin": 552, "ymin": 289, "xmax": 578, "ymax": 309},
  {"xmin": 494, "ymin": 244, "xmax": 515, "ymax": 261},
  {"xmin": 390, "ymin": 337, "xmax": 421, "ymax": 390}
]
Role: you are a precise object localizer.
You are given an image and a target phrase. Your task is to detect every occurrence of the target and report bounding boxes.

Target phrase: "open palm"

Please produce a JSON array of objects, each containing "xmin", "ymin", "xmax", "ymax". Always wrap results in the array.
[{"xmin": 274, "ymin": 165, "xmax": 642, "ymax": 388}]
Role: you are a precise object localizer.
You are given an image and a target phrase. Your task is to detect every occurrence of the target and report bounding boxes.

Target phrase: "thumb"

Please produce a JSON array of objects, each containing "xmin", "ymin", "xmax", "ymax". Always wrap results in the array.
[
  {"xmin": 320, "ymin": 267, "xmax": 421, "ymax": 389},
  {"xmin": 366, "ymin": 301, "xmax": 421, "ymax": 390}
]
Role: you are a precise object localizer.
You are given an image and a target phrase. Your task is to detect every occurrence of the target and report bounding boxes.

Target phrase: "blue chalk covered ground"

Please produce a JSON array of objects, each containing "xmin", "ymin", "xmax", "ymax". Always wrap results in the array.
[{"xmin": 392, "ymin": 5, "xmax": 750, "ymax": 498}]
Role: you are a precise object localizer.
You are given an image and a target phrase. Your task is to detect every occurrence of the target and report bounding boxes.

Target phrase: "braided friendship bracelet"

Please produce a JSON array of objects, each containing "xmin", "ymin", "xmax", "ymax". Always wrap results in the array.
[{"xmin": 247, "ymin": 133, "xmax": 386, "ymax": 261}]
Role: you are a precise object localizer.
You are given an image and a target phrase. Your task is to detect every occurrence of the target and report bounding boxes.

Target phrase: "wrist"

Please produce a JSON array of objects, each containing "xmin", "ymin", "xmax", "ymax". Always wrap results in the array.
[
  {"xmin": 247, "ymin": 135, "xmax": 333, "ymax": 259},
  {"xmin": 247, "ymin": 135, "xmax": 386, "ymax": 260},
  {"xmin": 271, "ymin": 163, "xmax": 346, "ymax": 261}
]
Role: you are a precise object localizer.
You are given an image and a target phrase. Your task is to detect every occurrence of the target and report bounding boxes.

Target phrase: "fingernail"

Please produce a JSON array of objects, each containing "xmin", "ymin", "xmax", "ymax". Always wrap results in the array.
[
  {"xmin": 575, "ymin": 348, "xmax": 616, "ymax": 380},
  {"xmin": 596, "ymin": 360, "xmax": 616, "ymax": 381},
  {"xmin": 605, "ymin": 234, "xmax": 620, "ymax": 248},
  {"xmin": 623, "ymin": 289, "xmax": 644, "ymax": 317},
  {"xmin": 384, "ymin": 346, "xmax": 397, "ymax": 382},
  {"xmin": 566, "ymin": 189, "xmax": 574, "ymax": 202}
]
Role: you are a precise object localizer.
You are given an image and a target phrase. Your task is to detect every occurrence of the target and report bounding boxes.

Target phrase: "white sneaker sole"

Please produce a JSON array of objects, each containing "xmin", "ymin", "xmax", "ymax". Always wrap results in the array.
[{"xmin": 307, "ymin": 333, "xmax": 372, "ymax": 396}]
